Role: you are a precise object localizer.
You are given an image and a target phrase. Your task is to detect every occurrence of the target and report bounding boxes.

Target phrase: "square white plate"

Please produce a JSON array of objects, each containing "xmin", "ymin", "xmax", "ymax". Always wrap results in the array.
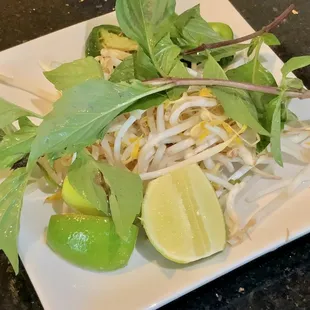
[{"xmin": 1, "ymin": 0, "xmax": 310, "ymax": 309}]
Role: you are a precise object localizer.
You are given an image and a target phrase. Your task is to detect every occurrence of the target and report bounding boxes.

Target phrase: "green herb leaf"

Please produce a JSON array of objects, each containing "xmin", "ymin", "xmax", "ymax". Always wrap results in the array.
[
  {"xmin": 0, "ymin": 126, "xmax": 36, "ymax": 169},
  {"xmin": 44, "ymin": 57, "xmax": 103, "ymax": 91},
  {"xmin": 226, "ymin": 59, "xmax": 277, "ymax": 114},
  {"xmin": 211, "ymin": 44, "xmax": 250, "ymax": 61},
  {"xmin": 68, "ymin": 152, "xmax": 108, "ymax": 214},
  {"xmin": 109, "ymin": 55, "xmax": 135, "ymax": 83},
  {"xmin": 203, "ymin": 55, "xmax": 269, "ymax": 136},
  {"xmin": 29, "ymin": 79, "xmax": 173, "ymax": 166},
  {"xmin": 133, "ymin": 49, "xmax": 159, "ymax": 80},
  {"xmin": 116, "ymin": 0, "xmax": 188, "ymax": 78},
  {"xmin": 247, "ymin": 38, "xmax": 259, "ymax": 57},
  {"xmin": 281, "ymin": 56, "xmax": 310, "ymax": 77},
  {"xmin": 171, "ymin": 5, "xmax": 222, "ymax": 50},
  {"xmin": 98, "ymin": 162, "xmax": 143, "ymax": 239},
  {"xmin": 262, "ymin": 33, "xmax": 280, "ymax": 46},
  {"xmin": 270, "ymin": 96, "xmax": 284, "ymax": 166},
  {"xmin": 126, "ymin": 93, "xmax": 167, "ymax": 112},
  {"xmin": 116, "ymin": 0, "xmax": 176, "ymax": 53},
  {"xmin": 281, "ymin": 77, "xmax": 304, "ymax": 91},
  {"xmin": 0, "ymin": 168, "xmax": 29, "ymax": 274},
  {"xmin": 0, "ymin": 98, "xmax": 37, "ymax": 129}
]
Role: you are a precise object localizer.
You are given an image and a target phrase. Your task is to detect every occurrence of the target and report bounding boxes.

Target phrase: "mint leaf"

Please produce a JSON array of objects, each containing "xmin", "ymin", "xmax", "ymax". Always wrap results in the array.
[
  {"xmin": 29, "ymin": 79, "xmax": 173, "ymax": 165},
  {"xmin": 44, "ymin": 57, "xmax": 103, "ymax": 91},
  {"xmin": 109, "ymin": 56, "xmax": 135, "ymax": 83},
  {"xmin": 98, "ymin": 162, "xmax": 143, "ymax": 239},
  {"xmin": 0, "ymin": 98, "xmax": 37, "ymax": 129},
  {"xmin": 281, "ymin": 56, "xmax": 310, "ymax": 77},
  {"xmin": 203, "ymin": 55, "xmax": 269, "ymax": 136},
  {"xmin": 0, "ymin": 168, "xmax": 29, "ymax": 274},
  {"xmin": 0, "ymin": 126, "xmax": 36, "ymax": 169},
  {"xmin": 68, "ymin": 152, "xmax": 108, "ymax": 214}
]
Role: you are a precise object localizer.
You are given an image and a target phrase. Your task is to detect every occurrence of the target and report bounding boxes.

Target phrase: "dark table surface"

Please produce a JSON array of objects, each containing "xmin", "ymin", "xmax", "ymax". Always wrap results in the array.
[{"xmin": 1, "ymin": 0, "xmax": 310, "ymax": 309}]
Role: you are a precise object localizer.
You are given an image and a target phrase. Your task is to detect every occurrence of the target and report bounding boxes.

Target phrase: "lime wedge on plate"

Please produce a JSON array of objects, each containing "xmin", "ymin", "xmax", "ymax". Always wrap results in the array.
[
  {"xmin": 62, "ymin": 176, "xmax": 103, "ymax": 216},
  {"xmin": 142, "ymin": 164, "xmax": 226, "ymax": 263},
  {"xmin": 47, "ymin": 214, "xmax": 138, "ymax": 271}
]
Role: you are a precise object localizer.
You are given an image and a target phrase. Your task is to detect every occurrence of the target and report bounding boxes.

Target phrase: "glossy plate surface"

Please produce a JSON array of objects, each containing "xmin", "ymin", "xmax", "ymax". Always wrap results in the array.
[{"xmin": 1, "ymin": 0, "xmax": 309, "ymax": 309}]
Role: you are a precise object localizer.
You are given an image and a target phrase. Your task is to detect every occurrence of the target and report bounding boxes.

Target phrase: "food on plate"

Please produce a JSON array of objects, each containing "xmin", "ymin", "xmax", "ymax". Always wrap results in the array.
[
  {"xmin": 0, "ymin": 1, "xmax": 309, "ymax": 274},
  {"xmin": 47, "ymin": 214, "xmax": 138, "ymax": 271},
  {"xmin": 142, "ymin": 164, "xmax": 226, "ymax": 263}
]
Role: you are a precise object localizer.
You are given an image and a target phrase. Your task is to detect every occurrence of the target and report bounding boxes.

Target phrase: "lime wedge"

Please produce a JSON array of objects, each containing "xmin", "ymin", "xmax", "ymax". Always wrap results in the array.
[
  {"xmin": 47, "ymin": 214, "xmax": 138, "ymax": 271},
  {"xmin": 62, "ymin": 176, "xmax": 102, "ymax": 216},
  {"xmin": 142, "ymin": 164, "xmax": 226, "ymax": 263}
]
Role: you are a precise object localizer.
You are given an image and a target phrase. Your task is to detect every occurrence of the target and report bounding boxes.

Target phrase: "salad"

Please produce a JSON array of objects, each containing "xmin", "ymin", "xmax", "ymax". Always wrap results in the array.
[{"xmin": 1, "ymin": 0, "xmax": 310, "ymax": 273}]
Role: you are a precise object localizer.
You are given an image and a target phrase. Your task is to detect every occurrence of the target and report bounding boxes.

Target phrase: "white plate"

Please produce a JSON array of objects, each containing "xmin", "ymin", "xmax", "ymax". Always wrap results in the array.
[{"xmin": 1, "ymin": 0, "xmax": 310, "ymax": 309}]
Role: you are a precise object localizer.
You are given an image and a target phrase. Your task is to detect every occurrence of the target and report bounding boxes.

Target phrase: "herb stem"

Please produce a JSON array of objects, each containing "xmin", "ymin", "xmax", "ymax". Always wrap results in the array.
[
  {"xmin": 183, "ymin": 4, "xmax": 295, "ymax": 55},
  {"xmin": 144, "ymin": 77, "xmax": 310, "ymax": 99}
]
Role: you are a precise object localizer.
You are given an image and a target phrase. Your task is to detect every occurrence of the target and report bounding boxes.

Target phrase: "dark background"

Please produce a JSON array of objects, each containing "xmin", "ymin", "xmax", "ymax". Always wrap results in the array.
[{"xmin": 1, "ymin": 1, "xmax": 310, "ymax": 309}]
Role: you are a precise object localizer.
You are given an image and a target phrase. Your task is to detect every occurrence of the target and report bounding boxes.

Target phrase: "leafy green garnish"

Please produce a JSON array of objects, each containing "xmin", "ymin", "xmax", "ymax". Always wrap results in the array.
[
  {"xmin": 98, "ymin": 162, "xmax": 143, "ymax": 239},
  {"xmin": 281, "ymin": 56, "xmax": 310, "ymax": 77},
  {"xmin": 44, "ymin": 57, "xmax": 103, "ymax": 91},
  {"xmin": 69, "ymin": 151, "xmax": 143, "ymax": 239},
  {"xmin": 0, "ymin": 98, "xmax": 38, "ymax": 128},
  {"xmin": 133, "ymin": 48, "xmax": 160, "ymax": 80},
  {"xmin": 109, "ymin": 56, "xmax": 135, "ymax": 83},
  {"xmin": 0, "ymin": 168, "xmax": 30, "ymax": 274},
  {"xmin": 262, "ymin": 33, "xmax": 281, "ymax": 46},
  {"xmin": 0, "ymin": 125, "xmax": 36, "ymax": 169},
  {"xmin": 116, "ymin": 0, "xmax": 188, "ymax": 77},
  {"xmin": 212, "ymin": 44, "xmax": 250, "ymax": 61},
  {"xmin": 171, "ymin": 5, "xmax": 222, "ymax": 50},
  {"xmin": 68, "ymin": 152, "xmax": 109, "ymax": 214},
  {"xmin": 270, "ymin": 95, "xmax": 285, "ymax": 166},
  {"xmin": 28, "ymin": 79, "xmax": 173, "ymax": 166},
  {"xmin": 203, "ymin": 54, "xmax": 269, "ymax": 136}
]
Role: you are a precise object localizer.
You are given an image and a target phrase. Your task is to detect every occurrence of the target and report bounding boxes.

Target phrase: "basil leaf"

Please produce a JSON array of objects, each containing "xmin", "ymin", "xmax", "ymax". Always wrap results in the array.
[
  {"xmin": 109, "ymin": 56, "xmax": 135, "ymax": 83},
  {"xmin": 226, "ymin": 59, "xmax": 277, "ymax": 114},
  {"xmin": 284, "ymin": 77, "xmax": 304, "ymax": 90},
  {"xmin": 203, "ymin": 55, "xmax": 269, "ymax": 136},
  {"xmin": 68, "ymin": 152, "xmax": 108, "ymax": 214},
  {"xmin": 0, "ymin": 126, "xmax": 36, "ymax": 169},
  {"xmin": 98, "ymin": 162, "xmax": 143, "ymax": 239},
  {"xmin": 262, "ymin": 33, "xmax": 280, "ymax": 46},
  {"xmin": 172, "ymin": 5, "xmax": 222, "ymax": 50},
  {"xmin": 116, "ymin": 0, "xmax": 188, "ymax": 78},
  {"xmin": 29, "ymin": 79, "xmax": 173, "ymax": 165},
  {"xmin": 18, "ymin": 117, "xmax": 36, "ymax": 129},
  {"xmin": 0, "ymin": 98, "xmax": 37, "ymax": 129},
  {"xmin": 0, "ymin": 168, "xmax": 29, "ymax": 274},
  {"xmin": 212, "ymin": 44, "xmax": 250, "ymax": 61},
  {"xmin": 44, "ymin": 57, "xmax": 103, "ymax": 91},
  {"xmin": 154, "ymin": 34, "xmax": 189, "ymax": 77},
  {"xmin": 270, "ymin": 96, "xmax": 284, "ymax": 166},
  {"xmin": 133, "ymin": 49, "xmax": 159, "ymax": 80},
  {"xmin": 126, "ymin": 93, "xmax": 167, "ymax": 112},
  {"xmin": 116, "ymin": 0, "xmax": 175, "ymax": 53},
  {"xmin": 281, "ymin": 56, "xmax": 310, "ymax": 77}
]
